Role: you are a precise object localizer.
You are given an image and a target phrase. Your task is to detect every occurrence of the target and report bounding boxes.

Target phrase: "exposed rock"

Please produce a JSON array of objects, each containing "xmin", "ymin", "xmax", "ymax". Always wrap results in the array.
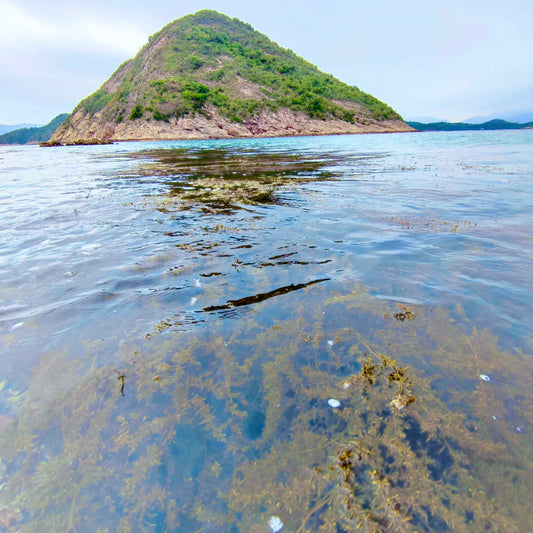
[{"xmin": 52, "ymin": 105, "xmax": 411, "ymax": 144}]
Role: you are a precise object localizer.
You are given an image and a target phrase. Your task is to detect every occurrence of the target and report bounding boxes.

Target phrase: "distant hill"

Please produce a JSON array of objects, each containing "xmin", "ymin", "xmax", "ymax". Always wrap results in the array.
[
  {"xmin": 463, "ymin": 111, "xmax": 533, "ymax": 124},
  {"xmin": 406, "ymin": 119, "xmax": 533, "ymax": 132},
  {"xmin": 405, "ymin": 115, "xmax": 448, "ymax": 124},
  {"xmin": 51, "ymin": 10, "xmax": 412, "ymax": 144},
  {"xmin": 0, "ymin": 114, "xmax": 70, "ymax": 145},
  {"xmin": 0, "ymin": 123, "xmax": 42, "ymax": 135}
]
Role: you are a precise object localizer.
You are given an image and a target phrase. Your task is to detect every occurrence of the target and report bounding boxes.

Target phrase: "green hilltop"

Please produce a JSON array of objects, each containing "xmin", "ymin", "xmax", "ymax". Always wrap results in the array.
[{"xmin": 53, "ymin": 10, "xmax": 407, "ymax": 142}]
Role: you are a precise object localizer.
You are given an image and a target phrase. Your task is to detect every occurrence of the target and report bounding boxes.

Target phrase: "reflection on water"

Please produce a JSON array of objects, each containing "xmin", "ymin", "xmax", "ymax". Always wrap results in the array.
[{"xmin": 0, "ymin": 131, "xmax": 532, "ymax": 531}]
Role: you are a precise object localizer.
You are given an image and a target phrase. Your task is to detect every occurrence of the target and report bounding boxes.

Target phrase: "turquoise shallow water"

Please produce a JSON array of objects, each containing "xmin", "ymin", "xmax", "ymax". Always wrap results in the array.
[{"xmin": 0, "ymin": 130, "xmax": 532, "ymax": 531}]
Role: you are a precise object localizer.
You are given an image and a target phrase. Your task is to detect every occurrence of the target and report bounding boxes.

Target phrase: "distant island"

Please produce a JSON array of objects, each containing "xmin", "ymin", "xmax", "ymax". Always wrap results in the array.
[
  {"xmin": 0, "ymin": 123, "xmax": 42, "ymax": 135},
  {"xmin": 0, "ymin": 114, "xmax": 69, "ymax": 145},
  {"xmin": 407, "ymin": 119, "xmax": 533, "ymax": 132},
  {"xmin": 48, "ymin": 10, "xmax": 412, "ymax": 144}
]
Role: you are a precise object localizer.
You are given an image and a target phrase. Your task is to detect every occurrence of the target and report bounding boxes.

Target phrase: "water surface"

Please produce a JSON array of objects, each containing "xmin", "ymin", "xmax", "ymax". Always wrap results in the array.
[{"xmin": 0, "ymin": 130, "xmax": 531, "ymax": 532}]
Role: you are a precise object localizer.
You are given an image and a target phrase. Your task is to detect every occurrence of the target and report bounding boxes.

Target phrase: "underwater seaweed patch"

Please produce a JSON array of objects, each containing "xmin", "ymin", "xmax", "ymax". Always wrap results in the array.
[
  {"xmin": 0, "ymin": 282, "xmax": 531, "ymax": 532},
  {"xmin": 127, "ymin": 147, "xmax": 341, "ymax": 213}
]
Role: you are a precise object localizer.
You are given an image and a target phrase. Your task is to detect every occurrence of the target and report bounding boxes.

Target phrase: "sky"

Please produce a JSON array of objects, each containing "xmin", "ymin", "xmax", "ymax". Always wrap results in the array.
[{"xmin": 1, "ymin": 0, "xmax": 532, "ymax": 124}]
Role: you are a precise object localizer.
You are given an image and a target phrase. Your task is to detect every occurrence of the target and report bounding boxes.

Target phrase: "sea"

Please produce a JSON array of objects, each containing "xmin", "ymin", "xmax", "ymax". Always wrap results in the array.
[{"xmin": 0, "ymin": 129, "xmax": 531, "ymax": 532}]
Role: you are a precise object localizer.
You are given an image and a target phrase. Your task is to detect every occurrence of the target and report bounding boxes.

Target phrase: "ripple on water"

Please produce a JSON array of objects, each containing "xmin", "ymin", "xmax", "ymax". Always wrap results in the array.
[{"xmin": 0, "ymin": 133, "xmax": 531, "ymax": 531}]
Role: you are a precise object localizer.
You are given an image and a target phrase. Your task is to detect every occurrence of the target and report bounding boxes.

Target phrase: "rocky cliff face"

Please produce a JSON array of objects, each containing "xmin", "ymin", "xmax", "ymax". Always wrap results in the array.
[
  {"xmin": 51, "ymin": 106, "xmax": 412, "ymax": 143},
  {"xmin": 51, "ymin": 10, "xmax": 413, "ymax": 143}
]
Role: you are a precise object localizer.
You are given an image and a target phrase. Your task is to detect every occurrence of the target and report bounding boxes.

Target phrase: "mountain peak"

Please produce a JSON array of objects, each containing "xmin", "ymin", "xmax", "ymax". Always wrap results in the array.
[
  {"xmin": 51, "ymin": 11, "xmax": 411, "ymax": 143},
  {"xmin": 185, "ymin": 9, "xmax": 245, "ymax": 23}
]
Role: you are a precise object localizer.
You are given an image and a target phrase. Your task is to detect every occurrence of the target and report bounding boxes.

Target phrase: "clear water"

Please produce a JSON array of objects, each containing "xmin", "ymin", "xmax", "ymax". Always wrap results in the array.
[{"xmin": 0, "ymin": 130, "xmax": 531, "ymax": 532}]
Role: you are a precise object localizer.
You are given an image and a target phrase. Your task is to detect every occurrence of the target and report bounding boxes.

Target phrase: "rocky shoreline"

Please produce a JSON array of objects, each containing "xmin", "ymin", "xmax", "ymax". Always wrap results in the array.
[
  {"xmin": 40, "ymin": 139, "xmax": 114, "ymax": 147},
  {"xmin": 48, "ymin": 106, "xmax": 413, "ymax": 145}
]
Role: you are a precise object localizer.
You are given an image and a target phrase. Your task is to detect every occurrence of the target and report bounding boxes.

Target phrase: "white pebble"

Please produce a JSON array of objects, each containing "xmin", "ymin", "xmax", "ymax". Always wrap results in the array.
[
  {"xmin": 391, "ymin": 397, "xmax": 406, "ymax": 411},
  {"xmin": 268, "ymin": 516, "xmax": 283, "ymax": 532},
  {"xmin": 327, "ymin": 339, "xmax": 334, "ymax": 346},
  {"xmin": 480, "ymin": 374, "xmax": 490, "ymax": 382},
  {"xmin": 328, "ymin": 398, "xmax": 341, "ymax": 408}
]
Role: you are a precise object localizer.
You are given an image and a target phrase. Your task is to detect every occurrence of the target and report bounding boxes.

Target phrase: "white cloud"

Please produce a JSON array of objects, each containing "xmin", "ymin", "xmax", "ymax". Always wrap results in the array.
[
  {"xmin": 1, "ymin": 0, "xmax": 532, "ymax": 123},
  {"xmin": 0, "ymin": 0, "xmax": 150, "ymax": 122},
  {"xmin": 0, "ymin": 0, "xmax": 146, "ymax": 58}
]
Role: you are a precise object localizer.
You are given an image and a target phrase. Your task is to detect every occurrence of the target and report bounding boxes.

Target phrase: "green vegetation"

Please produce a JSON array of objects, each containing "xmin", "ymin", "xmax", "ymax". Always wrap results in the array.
[
  {"xmin": 128, "ymin": 105, "xmax": 144, "ymax": 120},
  {"xmin": 77, "ymin": 89, "xmax": 112, "ymax": 116},
  {"xmin": 0, "ymin": 114, "xmax": 70, "ymax": 145},
  {"xmin": 74, "ymin": 10, "xmax": 401, "ymax": 125}
]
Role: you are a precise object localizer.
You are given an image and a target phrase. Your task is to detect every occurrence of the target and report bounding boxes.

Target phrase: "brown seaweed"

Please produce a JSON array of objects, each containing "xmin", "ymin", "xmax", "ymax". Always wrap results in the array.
[
  {"xmin": 127, "ymin": 147, "xmax": 341, "ymax": 212},
  {"xmin": 0, "ymin": 282, "xmax": 531, "ymax": 533}
]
